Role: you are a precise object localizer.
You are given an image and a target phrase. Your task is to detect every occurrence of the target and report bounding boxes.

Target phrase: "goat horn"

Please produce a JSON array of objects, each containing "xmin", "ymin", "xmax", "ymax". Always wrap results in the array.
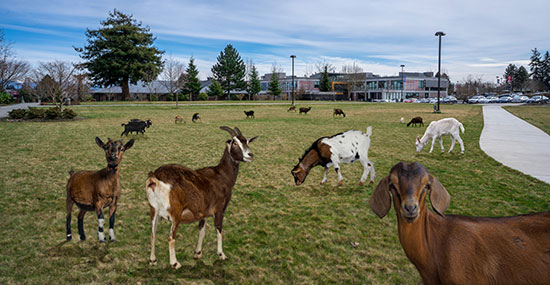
[
  {"xmin": 220, "ymin": 126, "xmax": 237, "ymax": 137},
  {"xmin": 234, "ymin": 127, "xmax": 242, "ymax": 136}
]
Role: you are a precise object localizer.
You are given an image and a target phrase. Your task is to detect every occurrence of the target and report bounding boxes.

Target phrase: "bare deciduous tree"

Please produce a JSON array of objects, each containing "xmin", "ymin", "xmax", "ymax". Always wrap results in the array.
[
  {"xmin": 143, "ymin": 69, "xmax": 158, "ymax": 102},
  {"xmin": 161, "ymin": 56, "xmax": 186, "ymax": 106},
  {"xmin": 0, "ymin": 30, "xmax": 30, "ymax": 92},
  {"xmin": 341, "ymin": 62, "xmax": 365, "ymax": 100},
  {"xmin": 34, "ymin": 61, "xmax": 77, "ymax": 112}
]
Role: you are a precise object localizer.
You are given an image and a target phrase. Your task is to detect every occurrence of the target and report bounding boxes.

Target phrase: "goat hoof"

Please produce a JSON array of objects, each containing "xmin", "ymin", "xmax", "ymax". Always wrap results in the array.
[
  {"xmin": 171, "ymin": 262, "xmax": 182, "ymax": 269},
  {"xmin": 149, "ymin": 259, "xmax": 157, "ymax": 266},
  {"xmin": 66, "ymin": 234, "xmax": 72, "ymax": 241},
  {"xmin": 337, "ymin": 181, "xmax": 343, "ymax": 186},
  {"xmin": 369, "ymin": 180, "xmax": 374, "ymax": 185},
  {"xmin": 359, "ymin": 181, "xmax": 365, "ymax": 186},
  {"xmin": 80, "ymin": 236, "xmax": 86, "ymax": 241},
  {"xmin": 193, "ymin": 251, "xmax": 202, "ymax": 259},
  {"xmin": 218, "ymin": 253, "xmax": 227, "ymax": 260},
  {"xmin": 109, "ymin": 238, "xmax": 116, "ymax": 242},
  {"xmin": 320, "ymin": 181, "xmax": 326, "ymax": 185}
]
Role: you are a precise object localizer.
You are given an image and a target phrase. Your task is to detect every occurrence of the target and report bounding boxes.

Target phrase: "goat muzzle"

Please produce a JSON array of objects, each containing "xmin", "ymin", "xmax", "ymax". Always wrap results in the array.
[{"xmin": 402, "ymin": 201, "xmax": 419, "ymax": 222}]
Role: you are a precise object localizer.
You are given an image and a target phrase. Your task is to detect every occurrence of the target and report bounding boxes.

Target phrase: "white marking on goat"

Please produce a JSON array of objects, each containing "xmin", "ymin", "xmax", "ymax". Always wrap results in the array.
[
  {"xmin": 98, "ymin": 218, "xmax": 105, "ymax": 228},
  {"xmin": 146, "ymin": 180, "xmax": 172, "ymax": 220},
  {"xmin": 194, "ymin": 220, "xmax": 207, "ymax": 259},
  {"xmin": 108, "ymin": 228, "xmax": 115, "ymax": 241},
  {"xmin": 234, "ymin": 136, "xmax": 253, "ymax": 162},
  {"xmin": 217, "ymin": 229, "xmax": 227, "ymax": 260}
]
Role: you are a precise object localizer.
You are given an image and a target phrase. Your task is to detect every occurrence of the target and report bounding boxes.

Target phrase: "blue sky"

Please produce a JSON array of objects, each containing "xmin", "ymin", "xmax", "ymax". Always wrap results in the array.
[{"xmin": 0, "ymin": 0, "xmax": 548, "ymax": 83}]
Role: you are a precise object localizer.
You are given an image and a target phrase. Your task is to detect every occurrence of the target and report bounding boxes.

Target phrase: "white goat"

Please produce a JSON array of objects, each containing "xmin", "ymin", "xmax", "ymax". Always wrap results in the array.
[
  {"xmin": 400, "ymin": 117, "xmax": 405, "ymax": 124},
  {"xmin": 416, "ymin": 118, "xmax": 465, "ymax": 154}
]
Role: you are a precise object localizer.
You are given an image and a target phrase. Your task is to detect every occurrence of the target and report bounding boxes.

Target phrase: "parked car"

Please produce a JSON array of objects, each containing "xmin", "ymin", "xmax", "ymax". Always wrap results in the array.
[
  {"xmin": 510, "ymin": 95, "xmax": 529, "ymax": 103},
  {"xmin": 403, "ymin": 98, "xmax": 417, "ymax": 103},
  {"xmin": 486, "ymin": 96, "xmax": 499, "ymax": 103},
  {"xmin": 441, "ymin": 96, "xmax": 458, "ymax": 104},
  {"xmin": 467, "ymin": 95, "xmax": 483, "ymax": 104},
  {"xmin": 526, "ymin": 95, "xmax": 548, "ymax": 104},
  {"xmin": 416, "ymin": 98, "xmax": 430, "ymax": 103},
  {"xmin": 477, "ymin": 96, "xmax": 489, "ymax": 104}
]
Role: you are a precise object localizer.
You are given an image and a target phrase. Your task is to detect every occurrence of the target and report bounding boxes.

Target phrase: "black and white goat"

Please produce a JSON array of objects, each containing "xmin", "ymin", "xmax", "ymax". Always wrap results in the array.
[
  {"xmin": 146, "ymin": 126, "xmax": 258, "ymax": 268},
  {"xmin": 292, "ymin": 127, "xmax": 375, "ymax": 186},
  {"xmin": 65, "ymin": 137, "xmax": 134, "ymax": 242},
  {"xmin": 416, "ymin": 118, "xmax": 465, "ymax": 154}
]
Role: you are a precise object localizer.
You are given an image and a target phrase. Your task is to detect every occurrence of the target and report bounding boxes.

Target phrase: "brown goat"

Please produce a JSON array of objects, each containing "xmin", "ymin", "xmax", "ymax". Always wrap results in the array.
[
  {"xmin": 407, "ymin": 116, "xmax": 423, "ymax": 127},
  {"xmin": 146, "ymin": 126, "xmax": 258, "ymax": 269},
  {"xmin": 65, "ymin": 137, "xmax": 134, "ymax": 242},
  {"xmin": 369, "ymin": 162, "xmax": 550, "ymax": 284},
  {"xmin": 299, "ymin": 107, "xmax": 311, "ymax": 114},
  {"xmin": 174, "ymin": 115, "xmax": 185, "ymax": 123},
  {"xmin": 333, "ymin": 108, "xmax": 346, "ymax": 117},
  {"xmin": 288, "ymin": 106, "xmax": 296, "ymax": 112}
]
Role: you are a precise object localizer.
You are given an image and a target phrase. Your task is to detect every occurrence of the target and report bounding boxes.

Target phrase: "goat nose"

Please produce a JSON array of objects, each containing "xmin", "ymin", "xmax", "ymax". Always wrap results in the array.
[
  {"xmin": 404, "ymin": 203, "xmax": 418, "ymax": 214},
  {"xmin": 249, "ymin": 153, "xmax": 254, "ymax": 158}
]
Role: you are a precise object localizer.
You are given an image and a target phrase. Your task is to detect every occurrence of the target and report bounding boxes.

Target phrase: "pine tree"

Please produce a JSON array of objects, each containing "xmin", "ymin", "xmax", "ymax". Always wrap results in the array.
[
  {"xmin": 529, "ymin": 48, "xmax": 543, "ymax": 83},
  {"xmin": 207, "ymin": 79, "xmax": 224, "ymax": 99},
  {"xmin": 211, "ymin": 44, "xmax": 246, "ymax": 99},
  {"xmin": 503, "ymin": 64, "xmax": 518, "ymax": 90},
  {"xmin": 319, "ymin": 66, "xmax": 331, "ymax": 91},
  {"xmin": 247, "ymin": 65, "xmax": 261, "ymax": 100},
  {"xmin": 268, "ymin": 72, "xmax": 281, "ymax": 97},
  {"xmin": 75, "ymin": 9, "xmax": 164, "ymax": 101},
  {"xmin": 543, "ymin": 51, "xmax": 550, "ymax": 90},
  {"xmin": 183, "ymin": 57, "xmax": 201, "ymax": 101},
  {"xmin": 516, "ymin": 66, "xmax": 529, "ymax": 90}
]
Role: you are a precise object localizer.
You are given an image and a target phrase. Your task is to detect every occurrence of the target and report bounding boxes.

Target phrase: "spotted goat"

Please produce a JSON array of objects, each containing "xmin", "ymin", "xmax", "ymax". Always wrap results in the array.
[
  {"xmin": 65, "ymin": 137, "xmax": 134, "ymax": 242},
  {"xmin": 145, "ymin": 126, "xmax": 258, "ymax": 269},
  {"xmin": 370, "ymin": 162, "xmax": 550, "ymax": 284},
  {"xmin": 292, "ymin": 127, "xmax": 375, "ymax": 186}
]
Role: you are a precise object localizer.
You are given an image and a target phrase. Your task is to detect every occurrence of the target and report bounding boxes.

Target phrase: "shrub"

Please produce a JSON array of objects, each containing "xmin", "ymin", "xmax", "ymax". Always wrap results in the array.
[
  {"xmin": 178, "ymin": 93, "xmax": 189, "ymax": 101},
  {"xmin": 26, "ymin": 107, "xmax": 46, "ymax": 119},
  {"xmin": 197, "ymin": 92, "xmax": 208, "ymax": 101},
  {"xmin": 166, "ymin": 93, "xmax": 174, "ymax": 101},
  {"xmin": 150, "ymin": 94, "xmax": 158, "ymax": 101},
  {"xmin": 8, "ymin": 109, "xmax": 27, "ymax": 119},
  {"xmin": 0, "ymin": 92, "xmax": 13, "ymax": 104},
  {"xmin": 45, "ymin": 108, "xmax": 62, "ymax": 119},
  {"xmin": 62, "ymin": 108, "xmax": 77, "ymax": 119}
]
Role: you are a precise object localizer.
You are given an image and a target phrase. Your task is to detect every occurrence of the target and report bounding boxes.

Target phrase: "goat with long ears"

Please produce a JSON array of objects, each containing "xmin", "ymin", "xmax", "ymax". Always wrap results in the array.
[
  {"xmin": 65, "ymin": 137, "xmax": 134, "ymax": 242},
  {"xmin": 370, "ymin": 162, "xmax": 550, "ymax": 284},
  {"xmin": 146, "ymin": 126, "xmax": 257, "ymax": 269}
]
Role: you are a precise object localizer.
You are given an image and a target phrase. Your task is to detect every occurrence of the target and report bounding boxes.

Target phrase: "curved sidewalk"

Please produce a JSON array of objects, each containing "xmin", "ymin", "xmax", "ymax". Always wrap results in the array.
[{"xmin": 480, "ymin": 104, "xmax": 550, "ymax": 184}]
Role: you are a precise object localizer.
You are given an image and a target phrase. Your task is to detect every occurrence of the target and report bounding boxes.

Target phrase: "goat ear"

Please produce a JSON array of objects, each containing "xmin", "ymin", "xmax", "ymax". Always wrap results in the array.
[
  {"xmin": 95, "ymin": 137, "xmax": 105, "ymax": 148},
  {"xmin": 429, "ymin": 174, "xmax": 450, "ymax": 216},
  {"xmin": 369, "ymin": 176, "xmax": 391, "ymax": 218},
  {"xmin": 416, "ymin": 136, "xmax": 421, "ymax": 143},
  {"xmin": 248, "ymin": 136, "xmax": 259, "ymax": 144},
  {"xmin": 124, "ymin": 139, "xmax": 134, "ymax": 150}
]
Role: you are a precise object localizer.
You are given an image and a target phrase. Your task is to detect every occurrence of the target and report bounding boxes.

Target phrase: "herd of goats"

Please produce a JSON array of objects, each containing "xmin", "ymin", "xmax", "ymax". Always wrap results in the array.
[{"xmin": 64, "ymin": 106, "xmax": 549, "ymax": 284}]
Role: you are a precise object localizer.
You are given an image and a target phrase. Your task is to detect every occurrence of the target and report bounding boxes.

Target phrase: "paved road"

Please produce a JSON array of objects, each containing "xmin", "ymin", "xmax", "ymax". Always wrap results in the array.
[
  {"xmin": 480, "ymin": 104, "xmax": 550, "ymax": 184},
  {"xmin": 0, "ymin": 103, "xmax": 39, "ymax": 118}
]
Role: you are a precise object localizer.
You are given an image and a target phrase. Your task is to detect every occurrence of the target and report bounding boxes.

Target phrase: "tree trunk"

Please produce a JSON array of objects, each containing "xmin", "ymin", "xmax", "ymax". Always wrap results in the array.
[{"xmin": 121, "ymin": 78, "xmax": 130, "ymax": 101}]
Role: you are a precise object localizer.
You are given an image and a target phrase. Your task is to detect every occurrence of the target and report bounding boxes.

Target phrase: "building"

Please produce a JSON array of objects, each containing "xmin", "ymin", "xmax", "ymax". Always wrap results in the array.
[{"xmin": 364, "ymin": 72, "xmax": 449, "ymax": 102}]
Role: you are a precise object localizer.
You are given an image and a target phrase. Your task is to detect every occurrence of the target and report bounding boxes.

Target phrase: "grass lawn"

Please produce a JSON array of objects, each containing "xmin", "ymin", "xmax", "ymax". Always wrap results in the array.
[
  {"xmin": 504, "ymin": 105, "xmax": 550, "ymax": 135},
  {"xmin": 1, "ymin": 102, "xmax": 548, "ymax": 284}
]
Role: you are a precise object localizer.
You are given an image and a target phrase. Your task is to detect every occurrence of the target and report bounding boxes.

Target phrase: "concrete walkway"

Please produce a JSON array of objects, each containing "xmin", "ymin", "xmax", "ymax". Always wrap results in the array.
[
  {"xmin": 0, "ymin": 102, "xmax": 39, "ymax": 118},
  {"xmin": 480, "ymin": 104, "xmax": 550, "ymax": 184}
]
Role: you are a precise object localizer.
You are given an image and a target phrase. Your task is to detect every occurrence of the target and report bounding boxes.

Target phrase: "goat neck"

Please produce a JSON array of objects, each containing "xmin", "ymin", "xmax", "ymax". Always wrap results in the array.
[
  {"xmin": 300, "ymin": 149, "xmax": 322, "ymax": 172},
  {"xmin": 396, "ymin": 201, "xmax": 446, "ymax": 283},
  {"xmin": 215, "ymin": 145, "xmax": 240, "ymax": 186}
]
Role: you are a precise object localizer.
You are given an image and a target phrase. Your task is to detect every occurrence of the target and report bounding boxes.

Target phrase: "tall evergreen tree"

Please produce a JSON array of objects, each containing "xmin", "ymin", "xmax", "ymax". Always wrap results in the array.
[
  {"xmin": 543, "ymin": 51, "xmax": 550, "ymax": 90},
  {"xmin": 183, "ymin": 57, "xmax": 201, "ymax": 101},
  {"xmin": 529, "ymin": 48, "xmax": 543, "ymax": 84},
  {"xmin": 268, "ymin": 72, "xmax": 281, "ymax": 97},
  {"xmin": 247, "ymin": 65, "xmax": 261, "ymax": 100},
  {"xmin": 211, "ymin": 44, "xmax": 246, "ymax": 99},
  {"xmin": 503, "ymin": 64, "xmax": 518, "ymax": 90},
  {"xmin": 516, "ymin": 66, "xmax": 529, "ymax": 90},
  {"xmin": 207, "ymin": 79, "xmax": 224, "ymax": 99},
  {"xmin": 319, "ymin": 66, "xmax": 331, "ymax": 91},
  {"xmin": 75, "ymin": 9, "xmax": 164, "ymax": 101}
]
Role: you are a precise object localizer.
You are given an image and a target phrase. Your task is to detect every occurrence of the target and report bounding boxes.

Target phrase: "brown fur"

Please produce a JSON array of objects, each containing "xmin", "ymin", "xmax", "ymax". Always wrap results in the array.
[
  {"xmin": 333, "ymin": 108, "xmax": 346, "ymax": 117},
  {"xmin": 65, "ymin": 137, "xmax": 134, "ymax": 241},
  {"xmin": 174, "ymin": 115, "xmax": 185, "ymax": 123},
  {"xmin": 370, "ymin": 162, "xmax": 550, "ymax": 284},
  {"xmin": 407, "ymin": 116, "xmax": 423, "ymax": 127},
  {"xmin": 288, "ymin": 106, "xmax": 296, "ymax": 112},
  {"xmin": 146, "ymin": 126, "xmax": 258, "ymax": 265},
  {"xmin": 299, "ymin": 107, "xmax": 311, "ymax": 114},
  {"xmin": 291, "ymin": 139, "xmax": 332, "ymax": 185}
]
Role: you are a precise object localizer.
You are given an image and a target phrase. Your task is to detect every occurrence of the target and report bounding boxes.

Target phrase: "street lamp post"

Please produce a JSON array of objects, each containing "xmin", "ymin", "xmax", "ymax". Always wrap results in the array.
[
  {"xmin": 400, "ymin": 64, "xmax": 405, "ymax": 101},
  {"xmin": 290, "ymin": 55, "xmax": 296, "ymax": 106},
  {"xmin": 435, "ymin": 31, "xmax": 445, "ymax": 113}
]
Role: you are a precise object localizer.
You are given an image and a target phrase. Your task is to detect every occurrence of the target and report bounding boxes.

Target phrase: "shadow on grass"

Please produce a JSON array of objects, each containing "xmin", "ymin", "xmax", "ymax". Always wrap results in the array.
[
  {"xmin": 45, "ymin": 240, "xmax": 110, "ymax": 261},
  {"xmin": 136, "ymin": 259, "xmax": 234, "ymax": 283}
]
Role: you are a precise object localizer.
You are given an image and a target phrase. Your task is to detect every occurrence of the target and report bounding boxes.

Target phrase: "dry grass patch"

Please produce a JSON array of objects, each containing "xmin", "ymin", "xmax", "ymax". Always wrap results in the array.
[{"xmin": 504, "ymin": 105, "xmax": 550, "ymax": 135}]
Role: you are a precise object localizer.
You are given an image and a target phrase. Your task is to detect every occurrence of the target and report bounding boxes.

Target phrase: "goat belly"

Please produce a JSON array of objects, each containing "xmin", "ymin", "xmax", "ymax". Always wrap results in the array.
[{"xmin": 146, "ymin": 180, "xmax": 172, "ymax": 220}]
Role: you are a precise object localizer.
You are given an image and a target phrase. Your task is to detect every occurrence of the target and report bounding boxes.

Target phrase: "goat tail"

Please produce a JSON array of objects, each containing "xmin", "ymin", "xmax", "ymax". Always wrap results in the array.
[
  {"xmin": 68, "ymin": 170, "xmax": 75, "ymax": 176},
  {"xmin": 459, "ymin": 122, "xmax": 465, "ymax": 133},
  {"xmin": 366, "ymin": 126, "xmax": 373, "ymax": 137},
  {"xmin": 146, "ymin": 172, "xmax": 159, "ymax": 192},
  {"xmin": 121, "ymin": 123, "xmax": 126, "ymax": 127}
]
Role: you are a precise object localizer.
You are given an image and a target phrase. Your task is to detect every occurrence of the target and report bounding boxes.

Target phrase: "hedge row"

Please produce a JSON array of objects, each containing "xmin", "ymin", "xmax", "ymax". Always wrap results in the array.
[{"xmin": 8, "ymin": 107, "xmax": 77, "ymax": 120}]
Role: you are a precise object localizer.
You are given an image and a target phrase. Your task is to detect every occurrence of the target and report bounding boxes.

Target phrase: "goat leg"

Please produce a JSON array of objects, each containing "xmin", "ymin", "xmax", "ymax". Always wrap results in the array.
[
  {"xmin": 214, "ymin": 214, "xmax": 227, "ymax": 260},
  {"xmin": 149, "ymin": 207, "xmax": 158, "ymax": 266},
  {"xmin": 194, "ymin": 219, "xmax": 207, "ymax": 259},
  {"xmin": 66, "ymin": 197, "xmax": 74, "ymax": 241},
  {"xmin": 77, "ymin": 209, "xmax": 87, "ymax": 241},
  {"xmin": 168, "ymin": 218, "xmax": 182, "ymax": 269},
  {"xmin": 108, "ymin": 205, "xmax": 116, "ymax": 242},
  {"xmin": 97, "ymin": 211, "xmax": 106, "ymax": 242}
]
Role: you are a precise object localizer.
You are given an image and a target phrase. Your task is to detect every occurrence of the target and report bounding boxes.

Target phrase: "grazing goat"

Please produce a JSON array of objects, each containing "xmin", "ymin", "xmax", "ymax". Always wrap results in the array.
[
  {"xmin": 244, "ymin": 110, "xmax": 255, "ymax": 118},
  {"xmin": 299, "ymin": 107, "xmax": 311, "ymax": 114},
  {"xmin": 146, "ymin": 126, "xmax": 258, "ymax": 268},
  {"xmin": 292, "ymin": 127, "xmax": 375, "ymax": 186},
  {"xmin": 407, "ymin": 116, "xmax": 423, "ymax": 127},
  {"xmin": 174, "ymin": 115, "xmax": 185, "ymax": 124},
  {"xmin": 121, "ymin": 119, "xmax": 152, "ymax": 136},
  {"xmin": 400, "ymin": 117, "xmax": 405, "ymax": 124},
  {"xmin": 192, "ymin": 113, "xmax": 201, "ymax": 123},
  {"xmin": 369, "ymin": 162, "xmax": 550, "ymax": 284},
  {"xmin": 333, "ymin": 108, "xmax": 346, "ymax": 117},
  {"xmin": 288, "ymin": 106, "xmax": 296, "ymax": 112},
  {"xmin": 416, "ymin": 118, "xmax": 464, "ymax": 154},
  {"xmin": 65, "ymin": 137, "xmax": 134, "ymax": 242}
]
